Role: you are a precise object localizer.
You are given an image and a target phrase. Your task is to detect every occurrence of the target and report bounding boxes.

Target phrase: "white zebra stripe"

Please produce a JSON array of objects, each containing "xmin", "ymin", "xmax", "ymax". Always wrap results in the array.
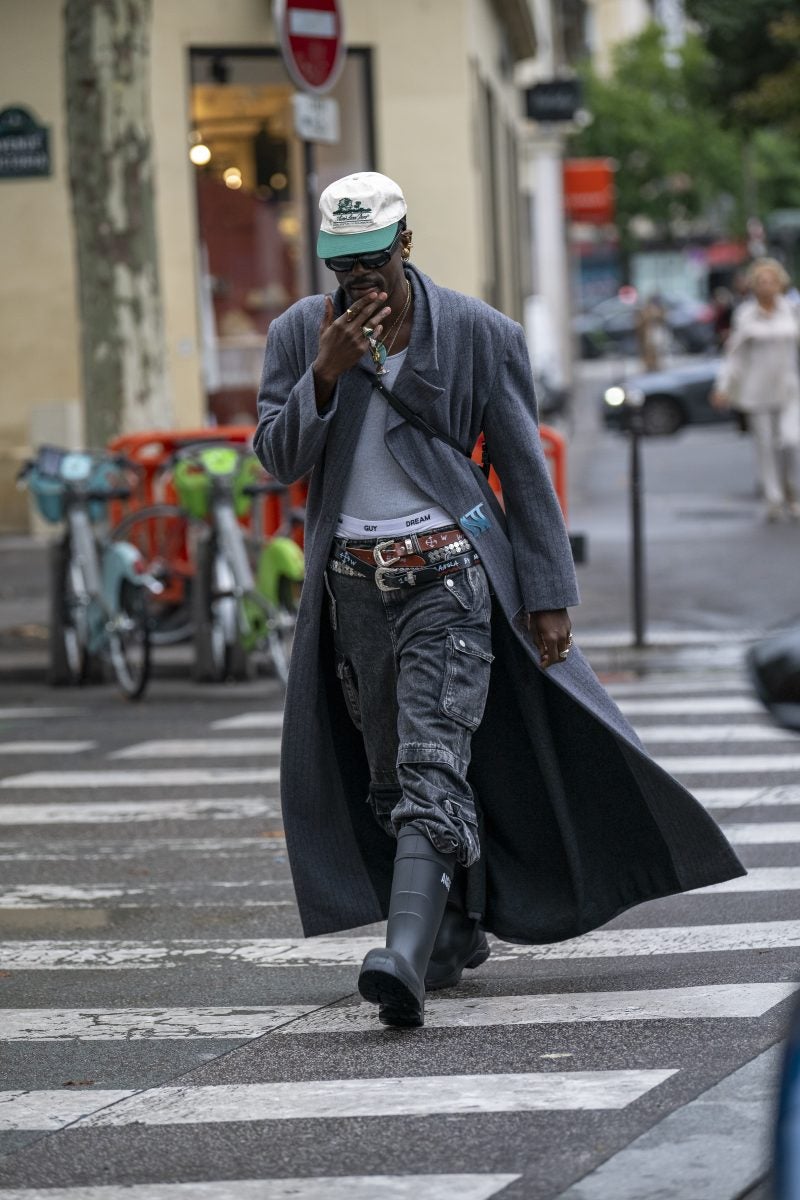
[
  {"xmin": 0, "ymin": 798, "xmax": 280, "ymax": 826},
  {"xmin": 0, "ymin": 742, "xmax": 95, "ymax": 755},
  {"xmin": 0, "ymin": 1177, "xmax": 521, "ymax": 1200},
  {"xmin": 618, "ymin": 697, "xmax": 761, "ymax": 716},
  {"xmin": 0, "ymin": 836, "xmax": 274, "ymax": 860},
  {"xmin": 211, "ymin": 712, "xmax": 284, "ymax": 731},
  {"xmin": 110, "ymin": 739, "xmax": 281, "ymax": 760},
  {"xmin": 2, "ymin": 984, "xmax": 792, "ymax": 1041},
  {"xmin": 639, "ymin": 724, "xmax": 786, "ymax": 744},
  {"xmin": 696, "ymin": 786, "xmax": 800, "ymax": 809},
  {"xmin": 723, "ymin": 821, "xmax": 800, "ymax": 844},
  {"xmin": 656, "ymin": 754, "xmax": 800, "ymax": 774},
  {"xmin": 0, "ymin": 768, "xmax": 280, "ymax": 789},
  {"xmin": 692, "ymin": 867, "xmax": 800, "ymax": 892},
  {"xmin": 0, "ymin": 883, "xmax": 292, "ymax": 909},
  {"xmin": 0, "ymin": 707, "xmax": 86, "ymax": 719},
  {"xmin": 0, "ymin": 1070, "xmax": 677, "ymax": 1132},
  {"xmin": 3, "ymin": 921, "xmax": 800, "ymax": 970},
  {"xmin": 607, "ymin": 679, "xmax": 748, "ymax": 697}
]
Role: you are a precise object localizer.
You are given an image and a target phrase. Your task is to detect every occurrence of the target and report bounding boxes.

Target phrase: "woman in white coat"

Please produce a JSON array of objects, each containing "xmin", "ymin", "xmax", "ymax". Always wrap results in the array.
[{"xmin": 713, "ymin": 258, "xmax": 800, "ymax": 521}]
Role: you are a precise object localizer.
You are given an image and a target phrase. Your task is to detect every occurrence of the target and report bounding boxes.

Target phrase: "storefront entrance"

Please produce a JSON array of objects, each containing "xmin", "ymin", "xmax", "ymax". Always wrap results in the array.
[{"xmin": 189, "ymin": 48, "xmax": 375, "ymax": 424}]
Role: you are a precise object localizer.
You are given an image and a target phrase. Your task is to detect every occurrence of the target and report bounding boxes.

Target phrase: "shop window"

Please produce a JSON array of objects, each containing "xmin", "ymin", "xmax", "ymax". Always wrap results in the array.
[{"xmin": 189, "ymin": 48, "xmax": 374, "ymax": 424}]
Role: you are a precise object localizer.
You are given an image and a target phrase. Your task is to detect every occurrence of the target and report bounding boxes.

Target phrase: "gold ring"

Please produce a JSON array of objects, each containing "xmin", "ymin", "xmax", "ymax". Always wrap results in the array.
[{"xmin": 346, "ymin": 308, "xmax": 354, "ymax": 319}]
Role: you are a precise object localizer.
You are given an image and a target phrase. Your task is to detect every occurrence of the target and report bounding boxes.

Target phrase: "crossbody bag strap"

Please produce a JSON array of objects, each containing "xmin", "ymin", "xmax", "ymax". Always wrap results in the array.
[{"xmin": 359, "ymin": 367, "xmax": 490, "ymax": 476}]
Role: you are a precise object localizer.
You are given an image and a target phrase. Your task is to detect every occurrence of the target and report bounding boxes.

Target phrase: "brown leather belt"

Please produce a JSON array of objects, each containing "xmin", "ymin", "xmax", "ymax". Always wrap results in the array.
[{"xmin": 338, "ymin": 525, "xmax": 468, "ymax": 569}]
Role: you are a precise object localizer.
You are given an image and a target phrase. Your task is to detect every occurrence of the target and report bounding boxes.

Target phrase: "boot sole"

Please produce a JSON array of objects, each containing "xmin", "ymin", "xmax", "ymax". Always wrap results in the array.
[
  {"xmin": 425, "ymin": 940, "xmax": 491, "ymax": 991},
  {"xmin": 359, "ymin": 950, "xmax": 424, "ymax": 1028}
]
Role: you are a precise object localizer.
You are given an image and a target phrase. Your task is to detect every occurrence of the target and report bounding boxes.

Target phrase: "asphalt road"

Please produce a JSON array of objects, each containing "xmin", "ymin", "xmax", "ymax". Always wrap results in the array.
[{"xmin": 0, "ymin": 650, "xmax": 798, "ymax": 1198}]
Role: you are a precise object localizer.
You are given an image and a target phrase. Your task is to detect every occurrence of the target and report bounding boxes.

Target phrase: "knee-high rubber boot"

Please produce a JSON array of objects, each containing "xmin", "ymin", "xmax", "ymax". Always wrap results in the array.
[
  {"xmin": 425, "ymin": 885, "xmax": 490, "ymax": 991},
  {"xmin": 358, "ymin": 825, "xmax": 456, "ymax": 1028}
]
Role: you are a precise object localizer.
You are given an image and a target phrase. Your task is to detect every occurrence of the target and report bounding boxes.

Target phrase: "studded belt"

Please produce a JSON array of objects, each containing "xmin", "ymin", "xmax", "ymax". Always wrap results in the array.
[{"xmin": 329, "ymin": 543, "xmax": 480, "ymax": 592}]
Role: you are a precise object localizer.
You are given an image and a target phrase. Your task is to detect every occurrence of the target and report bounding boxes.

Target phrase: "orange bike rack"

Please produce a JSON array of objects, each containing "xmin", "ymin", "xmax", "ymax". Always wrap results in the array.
[{"xmin": 471, "ymin": 424, "xmax": 568, "ymax": 520}]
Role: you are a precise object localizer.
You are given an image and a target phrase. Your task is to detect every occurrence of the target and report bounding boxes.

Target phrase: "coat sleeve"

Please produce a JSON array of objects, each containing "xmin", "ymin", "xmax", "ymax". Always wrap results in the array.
[
  {"xmin": 714, "ymin": 305, "xmax": 746, "ymax": 400},
  {"xmin": 253, "ymin": 312, "xmax": 339, "ymax": 484},
  {"xmin": 482, "ymin": 322, "xmax": 579, "ymax": 613}
]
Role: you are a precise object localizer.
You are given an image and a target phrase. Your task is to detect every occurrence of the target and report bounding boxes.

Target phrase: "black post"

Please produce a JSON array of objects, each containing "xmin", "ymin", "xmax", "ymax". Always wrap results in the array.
[
  {"xmin": 629, "ymin": 411, "xmax": 647, "ymax": 648},
  {"xmin": 303, "ymin": 139, "xmax": 320, "ymax": 295}
]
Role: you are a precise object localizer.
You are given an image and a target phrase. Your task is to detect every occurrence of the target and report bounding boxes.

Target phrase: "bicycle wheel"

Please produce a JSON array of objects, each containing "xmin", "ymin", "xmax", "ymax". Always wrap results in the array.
[
  {"xmin": 246, "ymin": 585, "xmax": 296, "ymax": 686},
  {"xmin": 108, "ymin": 581, "xmax": 151, "ymax": 700},
  {"xmin": 48, "ymin": 539, "xmax": 88, "ymax": 686},
  {"xmin": 192, "ymin": 534, "xmax": 242, "ymax": 682},
  {"xmin": 111, "ymin": 504, "xmax": 203, "ymax": 645}
]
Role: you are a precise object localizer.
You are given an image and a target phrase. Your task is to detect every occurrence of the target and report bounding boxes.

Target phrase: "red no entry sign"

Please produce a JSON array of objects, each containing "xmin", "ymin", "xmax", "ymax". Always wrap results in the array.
[{"xmin": 274, "ymin": 0, "xmax": 346, "ymax": 95}]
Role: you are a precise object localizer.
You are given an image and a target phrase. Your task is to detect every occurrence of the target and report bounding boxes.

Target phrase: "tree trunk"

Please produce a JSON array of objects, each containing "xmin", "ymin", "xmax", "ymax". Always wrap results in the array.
[{"xmin": 64, "ymin": 0, "xmax": 172, "ymax": 446}]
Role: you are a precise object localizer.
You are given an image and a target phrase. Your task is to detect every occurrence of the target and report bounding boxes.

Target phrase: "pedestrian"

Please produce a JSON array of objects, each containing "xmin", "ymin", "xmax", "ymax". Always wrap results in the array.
[
  {"xmin": 635, "ymin": 294, "xmax": 670, "ymax": 371},
  {"xmin": 254, "ymin": 171, "xmax": 744, "ymax": 1029},
  {"xmin": 712, "ymin": 258, "xmax": 800, "ymax": 522}
]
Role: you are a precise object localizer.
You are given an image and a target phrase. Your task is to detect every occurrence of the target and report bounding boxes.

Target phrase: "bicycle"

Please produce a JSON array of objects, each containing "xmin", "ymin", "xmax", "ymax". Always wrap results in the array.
[
  {"xmin": 111, "ymin": 443, "xmax": 304, "ymax": 684},
  {"xmin": 18, "ymin": 446, "xmax": 162, "ymax": 699}
]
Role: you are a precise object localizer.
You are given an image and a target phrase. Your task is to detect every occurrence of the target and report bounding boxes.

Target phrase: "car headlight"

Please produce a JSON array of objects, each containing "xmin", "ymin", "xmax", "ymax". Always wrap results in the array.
[{"xmin": 604, "ymin": 386, "xmax": 626, "ymax": 407}]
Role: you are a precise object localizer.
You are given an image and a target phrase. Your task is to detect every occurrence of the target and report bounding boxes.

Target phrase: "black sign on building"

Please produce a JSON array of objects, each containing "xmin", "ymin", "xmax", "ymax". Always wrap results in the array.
[
  {"xmin": 524, "ymin": 80, "xmax": 582, "ymax": 124},
  {"xmin": 0, "ymin": 106, "xmax": 51, "ymax": 179}
]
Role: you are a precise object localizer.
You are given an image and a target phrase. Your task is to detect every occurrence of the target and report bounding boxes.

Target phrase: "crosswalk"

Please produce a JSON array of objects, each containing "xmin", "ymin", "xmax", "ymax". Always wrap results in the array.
[{"xmin": 0, "ymin": 663, "xmax": 798, "ymax": 1197}]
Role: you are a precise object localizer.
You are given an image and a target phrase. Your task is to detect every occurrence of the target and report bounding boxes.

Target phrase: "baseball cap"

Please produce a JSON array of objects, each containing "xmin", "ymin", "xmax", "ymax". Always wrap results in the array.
[{"xmin": 317, "ymin": 172, "xmax": 407, "ymax": 259}]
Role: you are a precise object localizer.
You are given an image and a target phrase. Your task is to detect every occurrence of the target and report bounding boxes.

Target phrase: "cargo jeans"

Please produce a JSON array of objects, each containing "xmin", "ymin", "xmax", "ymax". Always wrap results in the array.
[{"xmin": 325, "ymin": 561, "xmax": 493, "ymax": 867}]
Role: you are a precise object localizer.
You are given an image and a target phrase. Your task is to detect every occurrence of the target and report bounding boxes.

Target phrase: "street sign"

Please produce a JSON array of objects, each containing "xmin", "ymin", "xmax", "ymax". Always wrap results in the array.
[
  {"xmin": 0, "ymin": 106, "xmax": 50, "ymax": 179},
  {"xmin": 292, "ymin": 93, "xmax": 340, "ymax": 144},
  {"xmin": 563, "ymin": 158, "xmax": 615, "ymax": 224},
  {"xmin": 525, "ymin": 79, "xmax": 582, "ymax": 124},
  {"xmin": 274, "ymin": 0, "xmax": 346, "ymax": 95}
]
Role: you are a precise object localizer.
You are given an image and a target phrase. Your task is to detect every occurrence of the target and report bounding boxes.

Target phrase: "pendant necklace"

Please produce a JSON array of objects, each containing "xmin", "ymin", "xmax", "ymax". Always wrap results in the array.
[{"xmin": 368, "ymin": 280, "xmax": 412, "ymax": 375}]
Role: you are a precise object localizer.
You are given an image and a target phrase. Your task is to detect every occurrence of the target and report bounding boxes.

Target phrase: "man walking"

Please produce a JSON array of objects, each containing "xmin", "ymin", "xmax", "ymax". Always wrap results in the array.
[{"xmin": 255, "ymin": 172, "xmax": 743, "ymax": 1029}]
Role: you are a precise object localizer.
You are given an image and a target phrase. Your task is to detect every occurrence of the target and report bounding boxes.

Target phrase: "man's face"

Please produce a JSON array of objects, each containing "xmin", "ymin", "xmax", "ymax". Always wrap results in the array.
[{"xmin": 332, "ymin": 229, "xmax": 411, "ymax": 303}]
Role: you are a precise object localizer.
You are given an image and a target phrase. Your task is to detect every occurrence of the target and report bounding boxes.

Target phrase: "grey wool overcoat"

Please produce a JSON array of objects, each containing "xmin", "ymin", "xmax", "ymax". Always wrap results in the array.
[{"xmin": 254, "ymin": 264, "xmax": 745, "ymax": 941}]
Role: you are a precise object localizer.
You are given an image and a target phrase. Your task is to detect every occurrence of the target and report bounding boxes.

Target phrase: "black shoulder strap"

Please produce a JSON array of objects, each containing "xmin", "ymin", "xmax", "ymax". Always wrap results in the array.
[{"xmin": 359, "ymin": 367, "xmax": 490, "ymax": 476}]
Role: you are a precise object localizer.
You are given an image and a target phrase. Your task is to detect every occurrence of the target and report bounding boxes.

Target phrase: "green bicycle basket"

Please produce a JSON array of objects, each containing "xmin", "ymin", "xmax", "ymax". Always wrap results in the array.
[{"xmin": 173, "ymin": 449, "xmax": 263, "ymax": 520}]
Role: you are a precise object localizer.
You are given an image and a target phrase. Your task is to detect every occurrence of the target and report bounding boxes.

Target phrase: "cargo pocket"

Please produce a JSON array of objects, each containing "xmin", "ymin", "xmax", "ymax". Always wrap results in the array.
[
  {"xmin": 336, "ymin": 653, "xmax": 362, "ymax": 730},
  {"xmin": 440, "ymin": 629, "xmax": 494, "ymax": 730}
]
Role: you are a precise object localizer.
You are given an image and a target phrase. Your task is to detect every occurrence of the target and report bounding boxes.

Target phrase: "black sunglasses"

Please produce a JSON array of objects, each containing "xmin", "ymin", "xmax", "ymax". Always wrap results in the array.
[{"xmin": 324, "ymin": 228, "xmax": 402, "ymax": 273}]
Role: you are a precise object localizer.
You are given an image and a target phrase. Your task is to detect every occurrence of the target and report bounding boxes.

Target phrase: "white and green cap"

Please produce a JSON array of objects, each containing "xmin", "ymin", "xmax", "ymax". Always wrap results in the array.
[{"xmin": 317, "ymin": 171, "xmax": 407, "ymax": 258}]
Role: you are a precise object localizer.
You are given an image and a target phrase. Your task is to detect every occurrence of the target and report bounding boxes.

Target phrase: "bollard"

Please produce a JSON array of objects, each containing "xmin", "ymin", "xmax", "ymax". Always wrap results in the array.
[{"xmin": 629, "ymin": 407, "xmax": 647, "ymax": 648}]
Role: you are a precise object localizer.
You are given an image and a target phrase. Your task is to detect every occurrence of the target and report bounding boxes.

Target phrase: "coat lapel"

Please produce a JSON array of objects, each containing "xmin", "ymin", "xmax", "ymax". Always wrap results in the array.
[{"xmin": 385, "ymin": 268, "xmax": 446, "ymax": 436}]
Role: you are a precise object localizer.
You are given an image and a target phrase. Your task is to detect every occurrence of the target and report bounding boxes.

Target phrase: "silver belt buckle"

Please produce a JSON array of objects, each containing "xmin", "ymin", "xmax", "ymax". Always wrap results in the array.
[
  {"xmin": 375, "ymin": 566, "xmax": 402, "ymax": 592},
  {"xmin": 373, "ymin": 539, "xmax": 402, "ymax": 568}
]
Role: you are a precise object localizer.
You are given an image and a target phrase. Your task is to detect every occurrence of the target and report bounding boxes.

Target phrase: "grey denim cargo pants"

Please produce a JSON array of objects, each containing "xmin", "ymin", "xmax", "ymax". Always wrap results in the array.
[{"xmin": 324, "ymin": 560, "xmax": 493, "ymax": 867}]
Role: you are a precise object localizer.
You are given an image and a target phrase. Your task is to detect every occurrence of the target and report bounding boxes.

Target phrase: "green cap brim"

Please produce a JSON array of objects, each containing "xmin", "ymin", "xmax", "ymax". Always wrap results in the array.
[{"xmin": 317, "ymin": 221, "xmax": 399, "ymax": 260}]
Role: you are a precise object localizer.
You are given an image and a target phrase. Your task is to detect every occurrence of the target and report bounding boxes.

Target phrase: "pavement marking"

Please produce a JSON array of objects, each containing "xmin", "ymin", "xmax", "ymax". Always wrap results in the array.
[
  {"xmin": 557, "ymin": 1044, "xmax": 781, "ymax": 1200},
  {"xmin": 697, "ymin": 786, "xmax": 800, "ymax": 809},
  {"xmin": 0, "ymin": 882, "xmax": 293, "ymax": 909},
  {"xmin": 640, "ymin": 724, "xmax": 786, "ymax": 744},
  {"xmin": 0, "ymin": 742, "xmax": 96, "ymax": 755},
  {"xmin": 0, "ymin": 797, "xmax": 280, "ymax": 826},
  {"xmin": 692, "ymin": 867, "xmax": 800, "ymax": 892},
  {"xmin": 110, "ymin": 738, "xmax": 282, "ymax": 760},
  {"xmin": 0, "ymin": 1070, "xmax": 677, "ymax": 1132},
  {"xmin": 0, "ymin": 1178, "xmax": 521, "ymax": 1200},
  {"xmin": 212, "ymin": 711, "xmax": 284, "ymax": 731},
  {"xmin": 618, "ymin": 697, "xmax": 762, "ymax": 716},
  {"xmin": 0, "ymin": 707, "xmax": 86, "ymax": 719},
  {"xmin": 3, "ymin": 984, "xmax": 792, "ymax": 1041},
  {"xmin": 607, "ymin": 679, "xmax": 748, "ymax": 698},
  {"xmin": 656, "ymin": 753, "xmax": 800, "ymax": 775},
  {"xmin": 723, "ymin": 821, "xmax": 800, "ymax": 844},
  {"xmin": 0, "ymin": 835, "xmax": 277, "ymax": 860},
  {"xmin": 0, "ymin": 768, "xmax": 281, "ymax": 789},
  {"xmin": 5, "ymin": 922, "xmax": 800, "ymax": 969}
]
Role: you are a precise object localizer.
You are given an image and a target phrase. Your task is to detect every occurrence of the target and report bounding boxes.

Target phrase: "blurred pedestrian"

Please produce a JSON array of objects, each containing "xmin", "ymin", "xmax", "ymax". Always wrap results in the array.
[
  {"xmin": 255, "ymin": 171, "xmax": 743, "ymax": 1030},
  {"xmin": 635, "ymin": 294, "xmax": 670, "ymax": 371},
  {"xmin": 711, "ymin": 287, "xmax": 735, "ymax": 350},
  {"xmin": 712, "ymin": 258, "xmax": 800, "ymax": 522}
]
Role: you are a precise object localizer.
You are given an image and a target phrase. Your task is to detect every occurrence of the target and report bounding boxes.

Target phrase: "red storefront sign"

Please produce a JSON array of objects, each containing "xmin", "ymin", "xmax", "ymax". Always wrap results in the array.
[
  {"xmin": 563, "ymin": 158, "xmax": 615, "ymax": 225},
  {"xmin": 274, "ymin": 0, "xmax": 346, "ymax": 94}
]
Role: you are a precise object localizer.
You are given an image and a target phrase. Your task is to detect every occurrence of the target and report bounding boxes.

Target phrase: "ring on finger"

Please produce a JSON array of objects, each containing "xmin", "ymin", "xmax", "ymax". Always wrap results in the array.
[
  {"xmin": 346, "ymin": 308, "xmax": 354, "ymax": 320},
  {"xmin": 362, "ymin": 325, "xmax": 374, "ymax": 337}
]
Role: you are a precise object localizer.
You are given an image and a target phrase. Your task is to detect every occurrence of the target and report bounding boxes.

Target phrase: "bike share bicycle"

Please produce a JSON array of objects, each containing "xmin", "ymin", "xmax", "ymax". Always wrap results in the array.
[
  {"xmin": 18, "ymin": 446, "xmax": 162, "ymax": 699},
  {"xmin": 111, "ymin": 442, "xmax": 304, "ymax": 684}
]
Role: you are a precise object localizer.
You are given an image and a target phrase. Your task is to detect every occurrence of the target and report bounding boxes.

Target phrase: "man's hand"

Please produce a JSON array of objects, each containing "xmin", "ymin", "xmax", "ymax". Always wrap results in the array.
[
  {"xmin": 710, "ymin": 388, "xmax": 729, "ymax": 410},
  {"xmin": 312, "ymin": 292, "xmax": 391, "ymax": 411},
  {"xmin": 526, "ymin": 608, "xmax": 572, "ymax": 669}
]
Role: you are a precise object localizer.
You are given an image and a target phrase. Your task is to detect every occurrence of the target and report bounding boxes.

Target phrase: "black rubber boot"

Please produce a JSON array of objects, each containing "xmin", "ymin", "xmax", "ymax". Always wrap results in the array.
[
  {"xmin": 425, "ymin": 907, "xmax": 490, "ymax": 990},
  {"xmin": 358, "ymin": 826, "xmax": 456, "ymax": 1028}
]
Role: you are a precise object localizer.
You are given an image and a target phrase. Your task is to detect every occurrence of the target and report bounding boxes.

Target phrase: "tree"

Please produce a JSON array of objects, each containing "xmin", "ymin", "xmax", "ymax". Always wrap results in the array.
[{"xmin": 64, "ymin": 0, "xmax": 172, "ymax": 446}]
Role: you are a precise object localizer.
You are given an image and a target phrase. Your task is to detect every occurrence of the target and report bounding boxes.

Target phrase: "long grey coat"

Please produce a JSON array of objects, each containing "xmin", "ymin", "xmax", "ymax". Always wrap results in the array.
[{"xmin": 255, "ymin": 265, "xmax": 744, "ymax": 941}]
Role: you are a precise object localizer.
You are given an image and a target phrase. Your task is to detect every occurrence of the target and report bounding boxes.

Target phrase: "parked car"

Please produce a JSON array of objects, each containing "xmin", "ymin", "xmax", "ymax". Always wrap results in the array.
[
  {"xmin": 575, "ymin": 295, "xmax": 716, "ymax": 359},
  {"xmin": 601, "ymin": 358, "xmax": 735, "ymax": 436}
]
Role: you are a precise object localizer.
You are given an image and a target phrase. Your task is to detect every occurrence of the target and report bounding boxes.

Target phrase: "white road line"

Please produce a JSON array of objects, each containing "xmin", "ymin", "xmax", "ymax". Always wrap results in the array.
[
  {"xmin": 0, "ymin": 836, "xmax": 276, "ymax": 860},
  {"xmin": 723, "ymin": 821, "xmax": 800, "ymax": 844},
  {"xmin": 0, "ymin": 883, "xmax": 293, "ymax": 909},
  {"xmin": 656, "ymin": 753, "xmax": 800, "ymax": 774},
  {"xmin": 558, "ymin": 1044, "xmax": 781, "ymax": 1200},
  {"xmin": 4, "ymin": 984, "xmax": 792, "ymax": 1041},
  {"xmin": 0, "ymin": 768, "xmax": 281, "ymax": 789},
  {"xmin": 692, "ymin": 867, "xmax": 800, "ymax": 892},
  {"xmin": 0, "ymin": 1070, "xmax": 677, "ymax": 1132},
  {"xmin": 697, "ymin": 786, "xmax": 800, "ymax": 809},
  {"xmin": 212, "ymin": 712, "xmax": 284, "ymax": 731},
  {"xmin": 0, "ymin": 798, "xmax": 280, "ymax": 826},
  {"xmin": 110, "ymin": 738, "xmax": 281, "ymax": 759},
  {"xmin": 0, "ymin": 742, "xmax": 95, "ymax": 755},
  {"xmin": 0, "ymin": 1177, "xmax": 521, "ymax": 1200},
  {"xmin": 607, "ymin": 679, "xmax": 747, "ymax": 697},
  {"xmin": 618, "ymin": 697, "xmax": 761, "ymax": 716},
  {"xmin": 0, "ymin": 708, "xmax": 86, "ymax": 719},
  {"xmin": 5, "ymin": 922, "xmax": 800, "ymax": 969},
  {"xmin": 640, "ymin": 724, "xmax": 785, "ymax": 744}
]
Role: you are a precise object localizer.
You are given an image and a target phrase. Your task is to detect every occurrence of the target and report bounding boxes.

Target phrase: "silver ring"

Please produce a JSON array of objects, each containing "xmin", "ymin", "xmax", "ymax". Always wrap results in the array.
[
  {"xmin": 559, "ymin": 648, "xmax": 571, "ymax": 660},
  {"xmin": 362, "ymin": 325, "xmax": 373, "ymax": 338}
]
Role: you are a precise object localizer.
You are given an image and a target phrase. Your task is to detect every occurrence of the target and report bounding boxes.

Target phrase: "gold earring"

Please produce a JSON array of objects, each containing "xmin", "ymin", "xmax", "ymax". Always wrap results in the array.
[{"xmin": 401, "ymin": 241, "xmax": 412, "ymax": 261}]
